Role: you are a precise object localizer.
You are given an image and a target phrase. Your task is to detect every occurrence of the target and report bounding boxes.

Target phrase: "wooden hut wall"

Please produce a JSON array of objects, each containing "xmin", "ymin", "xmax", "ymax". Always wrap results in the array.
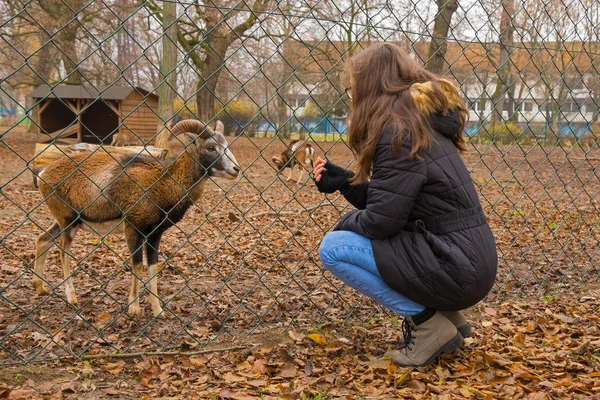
[{"xmin": 121, "ymin": 92, "xmax": 159, "ymax": 141}]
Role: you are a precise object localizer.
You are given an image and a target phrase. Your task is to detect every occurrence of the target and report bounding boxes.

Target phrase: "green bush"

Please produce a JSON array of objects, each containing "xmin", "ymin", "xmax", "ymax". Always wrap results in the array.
[
  {"xmin": 470, "ymin": 122, "xmax": 532, "ymax": 145},
  {"xmin": 302, "ymin": 101, "xmax": 324, "ymax": 118},
  {"xmin": 172, "ymin": 99, "xmax": 197, "ymax": 119},
  {"xmin": 219, "ymin": 99, "xmax": 258, "ymax": 136}
]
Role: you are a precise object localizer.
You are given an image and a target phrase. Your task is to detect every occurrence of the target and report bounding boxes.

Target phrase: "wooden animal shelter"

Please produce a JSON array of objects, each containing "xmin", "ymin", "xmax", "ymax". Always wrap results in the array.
[{"xmin": 30, "ymin": 84, "xmax": 159, "ymax": 144}]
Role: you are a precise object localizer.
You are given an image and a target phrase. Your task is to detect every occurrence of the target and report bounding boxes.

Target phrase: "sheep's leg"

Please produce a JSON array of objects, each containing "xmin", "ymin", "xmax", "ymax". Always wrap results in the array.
[
  {"xmin": 126, "ymin": 232, "xmax": 144, "ymax": 317},
  {"xmin": 297, "ymin": 168, "xmax": 304, "ymax": 184},
  {"xmin": 146, "ymin": 232, "xmax": 164, "ymax": 318},
  {"xmin": 33, "ymin": 222, "xmax": 61, "ymax": 296},
  {"xmin": 59, "ymin": 227, "xmax": 78, "ymax": 305}
]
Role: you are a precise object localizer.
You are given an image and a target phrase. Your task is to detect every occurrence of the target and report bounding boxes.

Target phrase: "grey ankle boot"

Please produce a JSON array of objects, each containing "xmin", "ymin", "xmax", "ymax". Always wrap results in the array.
[
  {"xmin": 385, "ymin": 311, "xmax": 463, "ymax": 367},
  {"xmin": 440, "ymin": 310, "xmax": 473, "ymax": 338}
]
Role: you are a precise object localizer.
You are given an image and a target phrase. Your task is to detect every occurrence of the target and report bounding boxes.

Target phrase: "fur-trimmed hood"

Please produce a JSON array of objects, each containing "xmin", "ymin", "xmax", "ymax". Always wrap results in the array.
[{"xmin": 409, "ymin": 79, "xmax": 464, "ymax": 138}]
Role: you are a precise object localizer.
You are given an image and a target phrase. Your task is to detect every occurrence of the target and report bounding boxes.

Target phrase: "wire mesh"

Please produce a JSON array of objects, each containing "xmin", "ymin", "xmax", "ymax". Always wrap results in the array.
[{"xmin": 0, "ymin": 0, "xmax": 599, "ymax": 364}]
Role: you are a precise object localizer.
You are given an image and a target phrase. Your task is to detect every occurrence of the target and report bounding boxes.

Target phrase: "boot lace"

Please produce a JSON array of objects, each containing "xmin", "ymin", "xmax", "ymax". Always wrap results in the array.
[{"xmin": 401, "ymin": 318, "xmax": 415, "ymax": 351}]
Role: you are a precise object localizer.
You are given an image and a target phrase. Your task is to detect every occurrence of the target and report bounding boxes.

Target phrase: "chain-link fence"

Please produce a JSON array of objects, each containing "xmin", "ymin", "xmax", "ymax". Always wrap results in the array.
[{"xmin": 0, "ymin": 0, "xmax": 599, "ymax": 365}]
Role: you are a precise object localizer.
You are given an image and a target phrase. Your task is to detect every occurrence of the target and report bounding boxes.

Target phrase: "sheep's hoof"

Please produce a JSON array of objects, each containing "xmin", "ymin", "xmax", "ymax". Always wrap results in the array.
[
  {"xmin": 128, "ymin": 304, "xmax": 142, "ymax": 317},
  {"xmin": 66, "ymin": 287, "xmax": 78, "ymax": 306},
  {"xmin": 34, "ymin": 282, "xmax": 50, "ymax": 296},
  {"xmin": 152, "ymin": 307, "xmax": 165, "ymax": 319},
  {"xmin": 67, "ymin": 295, "xmax": 79, "ymax": 306}
]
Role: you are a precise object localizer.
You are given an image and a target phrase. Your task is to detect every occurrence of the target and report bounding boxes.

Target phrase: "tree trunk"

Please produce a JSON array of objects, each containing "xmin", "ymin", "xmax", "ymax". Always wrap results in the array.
[
  {"xmin": 196, "ymin": 39, "xmax": 228, "ymax": 124},
  {"xmin": 115, "ymin": 0, "xmax": 132, "ymax": 84},
  {"xmin": 490, "ymin": 0, "xmax": 515, "ymax": 126},
  {"xmin": 58, "ymin": 24, "xmax": 82, "ymax": 84},
  {"xmin": 507, "ymin": 77, "xmax": 518, "ymax": 124},
  {"xmin": 29, "ymin": 31, "xmax": 54, "ymax": 132},
  {"xmin": 478, "ymin": 88, "xmax": 487, "ymax": 126},
  {"xmin": 592, "ymin": 42, "xmax": 600, "ymax": 124},
  {"xmin": 425, "ymin": 0, "xmax": 459, "ymax": 74},
  {"xmin": 33, "ymin": 32, "xmax": 53, "ymax": 87},
  {"xmin": 172, "ymin": 0, "xmax": 265, "ymax": 126},
  {"xmin": 155, "ymin": 0, "xmax": 178, "ymax": 148}
]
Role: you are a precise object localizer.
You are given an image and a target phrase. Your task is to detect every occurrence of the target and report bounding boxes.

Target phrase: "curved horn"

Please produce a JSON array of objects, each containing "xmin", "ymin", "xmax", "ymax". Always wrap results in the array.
[{"xmin": 169, "ymin": 119, "xmax": 215, "ymax": 140}]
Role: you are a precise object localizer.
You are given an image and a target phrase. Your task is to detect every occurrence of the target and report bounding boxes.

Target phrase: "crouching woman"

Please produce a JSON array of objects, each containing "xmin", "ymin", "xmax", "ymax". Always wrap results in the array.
[{"xmin": 314, "ymin": 43, "xmax": 498, "ymax": 367}]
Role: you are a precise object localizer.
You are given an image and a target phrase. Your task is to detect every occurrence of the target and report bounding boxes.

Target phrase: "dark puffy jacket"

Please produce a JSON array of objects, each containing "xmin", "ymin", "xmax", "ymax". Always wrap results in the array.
[{"xmin": 335, "ymin": 112, "xmax": 498, "ymax": 311}]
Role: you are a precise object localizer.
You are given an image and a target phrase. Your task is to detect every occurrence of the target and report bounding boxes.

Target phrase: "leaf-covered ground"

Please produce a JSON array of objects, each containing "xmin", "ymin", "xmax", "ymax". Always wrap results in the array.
[
  {"xmin": 1, "ymin": 289, "xmax": 600, "ymax": 399},
  {"xmin": 0, "ymin": 128, "xmax": 599, "ymax": 398}
]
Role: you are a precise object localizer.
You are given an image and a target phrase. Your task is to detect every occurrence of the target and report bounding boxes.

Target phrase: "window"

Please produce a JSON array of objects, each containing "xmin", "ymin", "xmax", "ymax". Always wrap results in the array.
[
  {"xmin": 565, "ymin": 100, "xmax": 583, "ymax": 113},
  {"xmin": 502, "ymin": 99, "xmax": 519, "ymax": 112},
  {"xmin": 470, "ymin": 99, "xmax": 487, "ymax": 111},
  {"xmin": 523, "ymin": 101, "xmax": 533, "ymax": 112},
  {"xmin": 289, "ymin": 96, "xmax": 308, "ymax": 109}
]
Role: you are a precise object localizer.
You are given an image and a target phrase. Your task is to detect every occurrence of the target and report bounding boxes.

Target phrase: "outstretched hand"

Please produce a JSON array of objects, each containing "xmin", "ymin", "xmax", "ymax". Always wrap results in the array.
[
  {"xmin": 313, "ymin": 157, "xmax": 353, "ymax": 194},
  {"xmin": 313, "ymin": 157, "xmax": 327, "ymax": 182}
]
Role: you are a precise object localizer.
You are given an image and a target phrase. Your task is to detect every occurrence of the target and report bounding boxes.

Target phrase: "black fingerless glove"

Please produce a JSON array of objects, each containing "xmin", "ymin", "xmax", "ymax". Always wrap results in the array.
[{"xmin": 315, "ymin": 161, "xmax": 353, "ymax": 194}]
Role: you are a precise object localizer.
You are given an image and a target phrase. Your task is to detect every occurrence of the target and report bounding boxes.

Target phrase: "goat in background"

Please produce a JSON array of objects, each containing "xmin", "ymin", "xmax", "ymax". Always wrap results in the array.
[
  {"xmin": 34, "ymin": 119, "xmax": 240, "ymax": 317},
  {"xmin": 110, "ymin": 131, "xmax": 142, "ymax": 147},
  {"xmin": 272, "ymin": 140, "xmax": 315, "ymax": 183}
]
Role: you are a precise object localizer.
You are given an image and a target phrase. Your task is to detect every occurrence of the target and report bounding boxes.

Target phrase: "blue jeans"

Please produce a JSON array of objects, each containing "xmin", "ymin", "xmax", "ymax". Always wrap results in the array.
[{"xmin": 319, "ymin": 231, "xmax": 426, "ymax": 316}]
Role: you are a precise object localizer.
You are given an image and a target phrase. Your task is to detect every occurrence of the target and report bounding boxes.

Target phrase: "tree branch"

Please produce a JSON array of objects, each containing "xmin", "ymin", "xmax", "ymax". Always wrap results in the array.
[
  {"xmin": 179, "ymin": 40, "xmax": 205, "ymax": 69},
  {"xmin": 80, "ymin": 345, "xmax": 247, "ymax": 360},
  {"xmin": 228, "ymin": 0, "xmax": 268, "ymax": 43}
]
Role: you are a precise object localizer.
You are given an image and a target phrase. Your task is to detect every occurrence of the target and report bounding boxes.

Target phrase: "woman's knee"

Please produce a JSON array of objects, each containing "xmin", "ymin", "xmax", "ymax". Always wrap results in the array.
[
  {"xmin": 319, "ymin": 231, "xmax": 351, "ymax": 267},
  {"xmin": 319, "ymin": 232, "xmax": 339, "ymax": 267},
  {"xmin": 319, "ymin": 230, "xmax": 369, "ymax": 267}
]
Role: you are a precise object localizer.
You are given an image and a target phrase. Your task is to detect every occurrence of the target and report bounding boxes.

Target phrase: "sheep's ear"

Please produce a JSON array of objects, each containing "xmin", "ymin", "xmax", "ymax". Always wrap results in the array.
[{"xmin": 215, "ymin": 120, "xmax": 224, "ymax": 134}]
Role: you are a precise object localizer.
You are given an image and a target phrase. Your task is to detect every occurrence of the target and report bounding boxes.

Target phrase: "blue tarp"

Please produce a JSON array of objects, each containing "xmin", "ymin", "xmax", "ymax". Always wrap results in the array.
[
  {"xmin": 259, "ymin": 117, "xmax": 348, "ymax": 134},
  {"xmin": 466, "ymin": 122, "xmax": 596, "ymax": 138}
]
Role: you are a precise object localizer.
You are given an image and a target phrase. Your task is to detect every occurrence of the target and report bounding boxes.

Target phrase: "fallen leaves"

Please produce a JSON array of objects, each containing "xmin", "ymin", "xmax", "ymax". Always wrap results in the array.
[
  {"xmin": 1, "ymin": 139, "xmax": 600, "ymax": 398},
  {"xmin": 6, "ymin": 389, "xmax": 37, "ymax": 399},
  {"xmin": 305, "ymin": 333, "xmax": 327, "ymax": 345},
  {"xmin": 287, "ymin": 330, "xmax": 304, "ymax": 342},
  {"xmin": 278, "ymin": 363, "xmax": 297, "ymax": 378},
  {"xmin": 223, "ymin": 372, "xmax": 247, "ymax": 383},
  {"xmin": 251, "ymin": 358, "xmax": 266, "ymax": 376},
  {"xmin": 219, "ymin": 389, "xmax": 258, "ymax": 400},
  {"xmin": 484, "ymin": 307, "xmax": 497, "ymax": 316},
  {"xmin": 2, "ymin": 289, "xmax": 600, "ymax": 399},
  {"xmin": 96, "ymin": 312, "xmax": 112, "ymax": 328},
  {"xmin": 102, "ymin": 360, "xmax": 125, "ymax": 375}
]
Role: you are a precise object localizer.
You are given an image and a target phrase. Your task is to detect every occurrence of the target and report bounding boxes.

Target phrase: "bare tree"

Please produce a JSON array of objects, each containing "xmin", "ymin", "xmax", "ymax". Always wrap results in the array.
[
  {"xmin": 114, "ymin": 0, "xmax": 139, "ymax": 83},
  {"xmin": 155, "ymin": 0, "xmax": 179, "ymax": 148},
  {"xmin": 425, "ymin": 0, "xmax": 459, "ymax": 74},
  {"xmin": 148, "ymin": 0, "xmax": 268, "ymax": 123},
  {"xmin": 489, "ymin": 0, "xmax": 516, "ymax": 126},
  {"xmin": 1, "ymin": 1, "xmax": 59, "ymax": 88},
  {"xmin": 33, "ymin": 0, "xmax": 91, "ymax": 84}
]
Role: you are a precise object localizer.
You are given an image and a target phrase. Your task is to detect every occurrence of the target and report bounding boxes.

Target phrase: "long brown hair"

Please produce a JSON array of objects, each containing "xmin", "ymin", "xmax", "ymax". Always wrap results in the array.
[{"xmin": 346, "ymin": 43, "xmax": 468, "ymax": 183}]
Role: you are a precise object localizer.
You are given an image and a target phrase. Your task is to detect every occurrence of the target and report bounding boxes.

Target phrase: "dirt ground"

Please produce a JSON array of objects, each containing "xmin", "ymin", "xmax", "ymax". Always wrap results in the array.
[{"xmin": 0, "ymin": 127, "xmax": 600, "ymax": 398}]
